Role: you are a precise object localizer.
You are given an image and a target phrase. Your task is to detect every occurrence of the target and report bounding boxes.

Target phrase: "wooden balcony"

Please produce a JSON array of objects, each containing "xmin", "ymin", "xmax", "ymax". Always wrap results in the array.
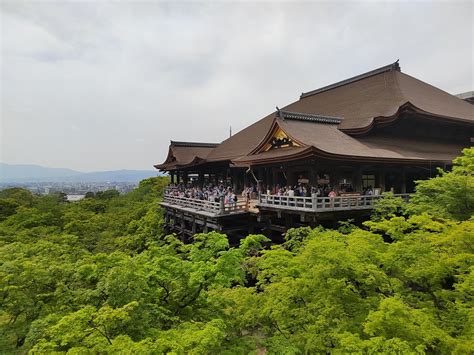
[
  {"xmin": 161, "ymin": 190, "xmax": 248, "ymax": 218},
  {"xmin": 258, "ymin": 193, "xmax": 411, "ymax": 212},
  {"xmin": 162, "ymin": 188, "xmax": 411, "ymax": 217}
]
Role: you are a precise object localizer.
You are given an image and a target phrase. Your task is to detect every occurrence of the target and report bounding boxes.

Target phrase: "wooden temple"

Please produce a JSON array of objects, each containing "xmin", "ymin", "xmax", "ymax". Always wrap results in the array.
[{"xmin": 155, "ymin": 61, "xmax": 473, "ymax": 238}]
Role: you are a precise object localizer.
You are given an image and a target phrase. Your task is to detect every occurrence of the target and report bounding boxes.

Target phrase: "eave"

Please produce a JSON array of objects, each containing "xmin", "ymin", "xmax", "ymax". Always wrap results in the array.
[{"xmin": 340, "ymin": 102, "xmax": 474, "ymax": 136}]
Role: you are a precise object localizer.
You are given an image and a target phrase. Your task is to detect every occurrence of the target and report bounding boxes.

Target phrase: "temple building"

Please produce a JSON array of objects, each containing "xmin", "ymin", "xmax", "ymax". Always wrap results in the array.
[{"xmin": 155, "ymin": 61, "xmax": 473, "ymax": 238}]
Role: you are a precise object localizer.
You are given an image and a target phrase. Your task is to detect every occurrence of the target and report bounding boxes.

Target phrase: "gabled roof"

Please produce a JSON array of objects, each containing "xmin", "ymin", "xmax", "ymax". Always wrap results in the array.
[
  {"xmin": 233, "ymin": 116, "xmax": 467, "ymax": 165},
  {"xmin": 286, "ymin": 62, "xmax": 473, "ymax": 133},
  {"xmin": 154, "ymin": 141, "xmax": 219, "ymax": 171},
  {"xmin": 203, "ymin": 61, "xmax": 473, "ymax": 164},
  {"xmin": 205, "ymin": 114, "xmax": 276, "ymax": 162},
  {"xmin": 300, "ymin": 61, "xmax": 401, "ymax": 99}
]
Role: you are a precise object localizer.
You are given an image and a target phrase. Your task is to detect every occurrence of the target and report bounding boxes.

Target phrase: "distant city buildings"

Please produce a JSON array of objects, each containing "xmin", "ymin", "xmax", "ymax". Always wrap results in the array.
[{"xmin": 0, "ymin": 181, "xmax": 139, "ymax": 197}]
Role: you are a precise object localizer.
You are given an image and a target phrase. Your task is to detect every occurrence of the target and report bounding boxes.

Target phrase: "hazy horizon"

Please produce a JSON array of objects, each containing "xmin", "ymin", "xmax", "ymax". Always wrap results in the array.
[
  {"xmin": 1, "ymin": 1, "xmax": 472, "ymax": 171},
  {"xmin": 0, "ymin": 161, "xmax": 157, "ymax": 174}
]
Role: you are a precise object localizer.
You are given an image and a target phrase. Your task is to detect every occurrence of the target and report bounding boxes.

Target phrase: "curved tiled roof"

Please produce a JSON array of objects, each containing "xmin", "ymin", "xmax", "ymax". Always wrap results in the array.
[
  {"xmin": 154, "ymin": 141, "xmax": 219, "ymax": 170},
  {"xmin": 157, "ymin": 62, "xmax": 473, "ymax": 170},
  {"xmin": 205, "ymin": 62, "xmax": 473, "ymax": 164},
  {"xmin": 205, "ymin": 113, "xmax": 276, "ymax": 162},
  {"xmin": 285, "ymin": 68, "xmax": 473, "ymax": 132}
]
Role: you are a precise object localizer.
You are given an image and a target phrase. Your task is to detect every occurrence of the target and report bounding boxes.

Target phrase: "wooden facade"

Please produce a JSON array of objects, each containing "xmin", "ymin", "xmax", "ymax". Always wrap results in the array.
[{"xmin": 155, "ymin": 61, "xmax": 473, "ymax": 237}]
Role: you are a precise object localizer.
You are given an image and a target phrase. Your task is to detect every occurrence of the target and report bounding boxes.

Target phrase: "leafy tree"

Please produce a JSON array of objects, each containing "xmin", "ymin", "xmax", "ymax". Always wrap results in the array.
[
  {"xmin": 0, "ymin": 198, "xmax": 19, "ymax": 221},
  {"xmin": 371, "ymin": 191, "xmax": 407, "ymax": 221},
  {"xmin": 408, "ymin": 147, "xmax": 474, "ymax": 220},
  {"xmin": 0, "ymin": 155, "xmax": 473, "ymax": 354}
]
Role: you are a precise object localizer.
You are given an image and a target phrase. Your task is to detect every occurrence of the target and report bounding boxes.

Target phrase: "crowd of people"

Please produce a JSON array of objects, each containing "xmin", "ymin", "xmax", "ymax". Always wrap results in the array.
[
  {"xmin": 167, "ymin": 183, "xmax": 239, "ymax": 204},
  {"xmin": 167, "ymin": 182, "xmax": 375, "ymax": 204}
]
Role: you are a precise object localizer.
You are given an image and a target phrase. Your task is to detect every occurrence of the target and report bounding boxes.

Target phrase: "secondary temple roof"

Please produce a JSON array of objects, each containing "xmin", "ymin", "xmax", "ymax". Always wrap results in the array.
[
  {"xmin": 156, "ymin": 61, "xmax": 473, "ymax": 170},
  {"xmin": 154, "ymin": 141, "xmax": 219, "ymax": 170}
]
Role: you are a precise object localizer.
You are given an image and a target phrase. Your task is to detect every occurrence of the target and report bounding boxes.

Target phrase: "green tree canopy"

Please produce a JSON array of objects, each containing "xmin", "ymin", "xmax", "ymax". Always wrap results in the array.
[{"xmin": 0, "ymin": 151, "xmax": 473, "ymax": 354}]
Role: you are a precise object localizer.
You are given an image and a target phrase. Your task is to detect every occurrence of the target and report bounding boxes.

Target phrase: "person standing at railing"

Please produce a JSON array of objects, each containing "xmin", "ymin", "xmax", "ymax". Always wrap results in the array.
[
  {"xmin": 287, "ymin": 186, "xmax": 295, "ymax": 197},
  {"xmin": 242, "ymin": 187, "xmax": 251, "ymax": 208},
  {"xmin": 230, "ymin": 191, "xmax": 237, "ymax": 208}
]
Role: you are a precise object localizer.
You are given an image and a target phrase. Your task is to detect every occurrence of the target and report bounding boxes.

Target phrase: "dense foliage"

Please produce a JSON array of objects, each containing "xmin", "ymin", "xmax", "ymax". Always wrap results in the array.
[{"xmin": 1, "ymin": 148, "xmax": 473, "ymax": 354}]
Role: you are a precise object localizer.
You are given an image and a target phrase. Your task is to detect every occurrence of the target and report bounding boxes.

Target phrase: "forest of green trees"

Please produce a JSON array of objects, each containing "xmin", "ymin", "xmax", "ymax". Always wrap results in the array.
[{"xmin": 0, "ymin": 148, "xmax": 473, "ymax": 354}]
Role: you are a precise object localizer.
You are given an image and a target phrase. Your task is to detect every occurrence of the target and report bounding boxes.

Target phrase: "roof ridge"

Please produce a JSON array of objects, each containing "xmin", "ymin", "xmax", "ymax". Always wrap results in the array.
[
  {"xmin": 276, "ymin": 108, "xmax": 343, "ymax": 124},
  {"xmin": 170, "ymin": 140, "xmax": 220, "ymax": 148},
  {"xmin": 300, "ymin": 60, "xmax": 401, "ymax": 99}
]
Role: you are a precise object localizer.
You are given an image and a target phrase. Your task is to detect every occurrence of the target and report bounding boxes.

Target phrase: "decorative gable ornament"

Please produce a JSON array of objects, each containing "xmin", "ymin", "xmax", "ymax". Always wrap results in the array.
[{"xmin": 263, "ymin": 127, "xmax": 300, "ymax": 151}]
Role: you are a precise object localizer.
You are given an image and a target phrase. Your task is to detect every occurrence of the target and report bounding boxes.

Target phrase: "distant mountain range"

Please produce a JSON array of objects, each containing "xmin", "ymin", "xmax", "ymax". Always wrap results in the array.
[{"xmin": 0, "ymin": 163, "xmax": 162, "ymax": 183}]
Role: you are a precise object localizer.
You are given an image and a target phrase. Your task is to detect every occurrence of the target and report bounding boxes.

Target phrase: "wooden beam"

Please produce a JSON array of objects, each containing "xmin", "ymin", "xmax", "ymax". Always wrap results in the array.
[{"xmin": 191, "ymin": 215, "xmax": 196, "ymax": 235}]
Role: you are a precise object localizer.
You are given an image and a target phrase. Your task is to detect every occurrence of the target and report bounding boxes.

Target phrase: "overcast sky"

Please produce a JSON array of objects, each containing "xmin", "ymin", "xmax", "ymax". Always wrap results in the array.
[{"xmin": 1, "ymin": 1, "xmax": 472, "ymax": 172}]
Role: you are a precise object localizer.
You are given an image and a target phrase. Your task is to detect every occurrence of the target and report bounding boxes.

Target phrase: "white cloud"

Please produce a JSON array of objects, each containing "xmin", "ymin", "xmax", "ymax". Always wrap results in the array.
[{"xmin": 1, "ymin": 0, "xmax": 472, "ymax": 171}]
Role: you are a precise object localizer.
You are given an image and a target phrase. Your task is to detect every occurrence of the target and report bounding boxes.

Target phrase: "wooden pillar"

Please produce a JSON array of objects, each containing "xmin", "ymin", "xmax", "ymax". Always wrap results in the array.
[
  {"xmin": 379, "ymin": 167, "xmax": 386, "ymax": 193},
  {"xmin": 164, "ymin": 212, "xmax": 170, "ymax": 234},
  {"xmin": 309, "ymin": 161, "xmax": 317, "ymax": 186},
  {"xmin": 203, "ymin": 218, "xmax": 209, "ymax": 233},
  {"xmin": 331, "ymin": 170, "xmax": 340, "ymax": 192},
  {"xmin": 248, "ymin": 216, "xmax": 255, "ymax": 234},
  {"xmin": 180, "ymin": 212, "xmax": 185, "ymax": 239},
  {"xmin": 287, "ymin": 166, "xmax": 295, "ymax": 187},
  {"xmin": 232, "ymin": 169, "xmax": 238, "ymax": 192},
  {"xmin": 176, "ymin": 172, "xmax": 181, "ymax": 184},
  {"xmin": 354, "ymin": 165, "xmax": 362, "ymax": 193},
  {"xmin": 219, "ymin": 196, "xmax": 225, "ymax": 215},
  {"xmin": 239, "ymin": 168, "xmax": 245, "ymax": 192},
  {"xmin": 191, "ymin": 215, "xmax": 196, "ymax": 235},
  {"xmin": 262, "ymin": 167, "xmax": 268, "ymax": 192},
  {"xmin": 401, "ymin": 166, "xmax": 407, "ymax": 194},
  {"xmin": 170, "ymin": 172, "xmax": 175, "ymax": 184},
  {"xmin": 284, "ymin": 214, "xmax": 292, "ymax": 230},
  {"xmin": 183, "ymin": 172, "xmax": 188, "ymax": 185},
  {"xmin": 198, "ymin": 172, "xmax": 204, "ymax": 188}
]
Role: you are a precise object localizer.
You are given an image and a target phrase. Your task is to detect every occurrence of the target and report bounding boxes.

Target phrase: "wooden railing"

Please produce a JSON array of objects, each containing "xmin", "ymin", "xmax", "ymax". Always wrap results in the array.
[
  {"xmin": 258, "ymin": 193, "xmax": 411, "ymax": 212},
  {"xmin": 162, "ymin": 192, "xmax": 248, "ymax": 215}
]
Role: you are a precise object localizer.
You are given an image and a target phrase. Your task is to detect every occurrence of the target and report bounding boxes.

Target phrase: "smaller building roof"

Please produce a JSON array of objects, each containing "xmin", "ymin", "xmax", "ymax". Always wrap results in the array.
[{"xmin": 154, "ymin": 140, "xmax": 219, "ymax": 171}]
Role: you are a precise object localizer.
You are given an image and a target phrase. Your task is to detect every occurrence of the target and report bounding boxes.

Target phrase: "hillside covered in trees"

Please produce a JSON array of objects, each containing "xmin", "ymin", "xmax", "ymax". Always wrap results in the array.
[{"xmin": 0, "ymin": 148, "xmax": 473, "ymax": 354}]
